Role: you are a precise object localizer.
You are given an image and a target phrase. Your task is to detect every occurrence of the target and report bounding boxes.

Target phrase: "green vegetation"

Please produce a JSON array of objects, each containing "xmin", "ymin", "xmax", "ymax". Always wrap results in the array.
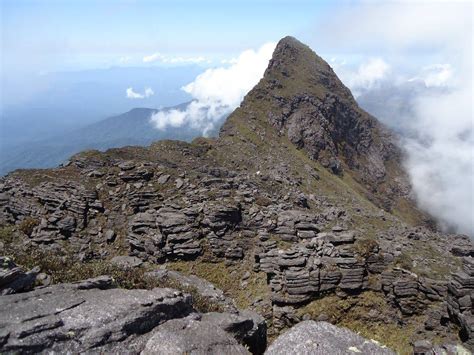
[
  {"xmin": 18, "ymin": 217, "xmax": 39, "ymax": 236},
  {"xmin": 0, "ymin": 225, "xmax": 223, "ymax": 313},
  {"xmin": 395, "ymin": 242, "xmax": 462, "ymax": 280},
  {"xmin": 168, "ymin": 260, "xmax": 268, "ymax": 310},
  {"xmin": 0, "ymin": 225, "xmax": 16, "ymax": 245},
  {"xmin": 395, "ymin": 252, "xmax": 415, "ymax": 271},
  {"xmin": 73, "ymin": 149, "xmax": 103, "ymax": 160},
  {"xmin": 296, "ymin": 292, "xmax": 425, "ymax": 354},
  {"xmin": 353, "ymin": 237, "xmax": 379, "ymax": 259}
]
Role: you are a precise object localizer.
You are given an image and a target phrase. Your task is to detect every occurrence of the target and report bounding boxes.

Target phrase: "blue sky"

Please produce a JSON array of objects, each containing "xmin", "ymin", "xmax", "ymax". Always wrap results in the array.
[
  {"xmin": 3, "ymin": 0, "xmax": 471, "ymax": 75},
  {"xmin": 1, "ymin": 0, "xmax": 471, "ymax": 109},
  {"xmin": 2, "ymin": 0, "xmax": 471, "ymax": 78},
  {"xmin": 4, "ymin": 0, "xmax": 469, "ymax": 100},
  {"xmin": 1, "ymin": 0, "xmax": 334, "ymax": 74}
]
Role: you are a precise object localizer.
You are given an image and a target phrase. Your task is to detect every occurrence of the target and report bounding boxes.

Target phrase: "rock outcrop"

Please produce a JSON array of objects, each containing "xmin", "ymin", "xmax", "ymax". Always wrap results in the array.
[
  {"xmin": 447, "ymin": 257, "xmax": 474, "ymax": 348},
  {"xmin": 257, "ymin": 226, "xmax": 370, "ymax": 305},
  {"xmin": 0, "ymin": 275, "xmax": 266, "ymax": 354},
  {"xmin": 265, "ymin": 321, "xmax": 394, "ymax": 354},
  {"xmin": 140, "ymin": 315, "xmax": 250, "ymax": 355},
  {"xmin": 0, "ymin": 257, "xmax": 38, "ymax": 295}
]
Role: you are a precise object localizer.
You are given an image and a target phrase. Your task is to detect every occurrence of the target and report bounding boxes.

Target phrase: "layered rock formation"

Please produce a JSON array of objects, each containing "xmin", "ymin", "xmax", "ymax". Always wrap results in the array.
[{"xmin": 0, "ymin": 36, "xmax": 472, "ymax": 353}]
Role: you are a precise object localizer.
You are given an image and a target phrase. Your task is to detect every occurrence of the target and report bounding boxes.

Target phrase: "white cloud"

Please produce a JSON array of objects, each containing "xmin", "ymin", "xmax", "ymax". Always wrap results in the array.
[
  {"xmin": 150, "ymin": 42, "xmax": 276, "ymax": 136},
  {"xmin": 220, "ymin": 58, "xmax": 238, "ymax": 65},
  {"xmin": 334, "ymin": 58, "xmax": 390, "ymax": 96},
  {"xmin": 126, "ymin": 88, "xmax": 144, "ymax": 99},
  {"xmin": 126, "ymin": 87, "xmax": 154, "ymax": 99},
  {"xmin": 316, "ymin": 2, "xmax": 472, "ymax": 54},
  {"xmin": 144, "ymin": 87, "xmax": 154, "ymax": 97},
  {"xmin": 318, "ymin": 1, "xmax": 473, "ymax": 235},
  {"xmin": 403, "ymin": 86, "xmax": 473, "ymax": 234},
  {"xmin": 409, "ymin": 64, "xmax": 454, "ymax": 88},
  {"xmin": 143, "ymin": 52, "xmax": 207, "ymax": 64},
  {"xmin": 143, "ymin": 53, "xmax": 163, "ymax": 63}
]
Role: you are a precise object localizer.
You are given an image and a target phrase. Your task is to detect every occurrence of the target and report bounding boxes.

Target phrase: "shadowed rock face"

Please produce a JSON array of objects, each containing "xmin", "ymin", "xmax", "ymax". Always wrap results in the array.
[{"xmin": 0, "ymin": 36, "xmax": 473, "ymax": 353}]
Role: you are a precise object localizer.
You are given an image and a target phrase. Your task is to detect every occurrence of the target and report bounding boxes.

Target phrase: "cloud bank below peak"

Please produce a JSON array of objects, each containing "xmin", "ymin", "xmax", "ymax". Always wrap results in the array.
[
  {"xmin": 320, "ymin": 1, "xmax": 473, "ymax": 236},
  {"xmin": 150, "ymin": 42, "xmax": 276, "ymax": 136}
]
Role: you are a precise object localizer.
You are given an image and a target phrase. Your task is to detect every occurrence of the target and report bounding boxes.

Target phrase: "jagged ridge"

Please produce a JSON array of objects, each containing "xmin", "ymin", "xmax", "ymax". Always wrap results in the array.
[{"xmin": 220, "ymin": 37, "xmax": 422, "ymax": 217}]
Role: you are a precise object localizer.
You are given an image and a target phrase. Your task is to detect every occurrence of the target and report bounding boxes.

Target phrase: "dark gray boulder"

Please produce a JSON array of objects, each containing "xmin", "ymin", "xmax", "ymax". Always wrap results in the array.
[
  {"xmin": 0, "ymin": 257, "xmax": 38, "ymax": 295},
  {"xmin": 0, "ymin": 273, "xmax": 268, "ymax": 354},
  {"xmin": 202, "ymin": 311, "xmax": 267, "ymax": 355},
  {"xmin": 0, "ymin": 277, "xmax": 193, "ymax": 353},
  {"xmin": 146, "ymin": 269, "xmax": 267, "ymax": 354}
]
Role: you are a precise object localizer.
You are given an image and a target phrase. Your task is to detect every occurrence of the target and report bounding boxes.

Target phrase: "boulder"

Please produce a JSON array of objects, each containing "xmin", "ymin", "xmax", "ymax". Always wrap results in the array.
[
  {"xmin": 265, "ymin": 321, "xmax": 394, "ymax": 355},
  {"xmin": 0, "ymin": 256, "xmax": 38, "ymax": 295},
  {"xmin": 146, "ymin": 269, "xmax": 235, "ymax": 311},
  {"xmin": 201, "ymin": 310, "xmax": 267, "ymax": 354},
  {"xmin": 141, "ymin": 315, "xmax": 250, "ymax": 355},
  {"xmin": 0, "ymin": 276, "xmax": 193, "ymax": 353},
  {"xmin": 110, "ymin": 255, "xmax": 143, "ymax": 269},
  {"xmin": 412, "ymin": 340, "xmax": 433, "ymax": 354},
  {"xmin": 157, "ymin": 174, "xmax": 170, "ymax": 184}
]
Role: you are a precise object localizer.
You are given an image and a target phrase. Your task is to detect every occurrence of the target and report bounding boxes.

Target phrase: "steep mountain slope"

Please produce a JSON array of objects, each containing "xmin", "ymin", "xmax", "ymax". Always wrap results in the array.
[
  {"xmin": 0, "ymin": 103, "xmax": 226, "ymax": 175},
  {"xmin": 1, "ymin": 37, "xmax": 472, "ymax": 353},
  {"xmin": 217, "ymin": 36, "xmax": 419, "ymax": 219}
]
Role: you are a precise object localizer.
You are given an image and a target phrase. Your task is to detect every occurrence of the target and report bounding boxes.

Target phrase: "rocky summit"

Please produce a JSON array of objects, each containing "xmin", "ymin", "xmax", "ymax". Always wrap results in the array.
[{"xmin": 0, "ymin": 36, "xmax": 473, "ymax": 354}]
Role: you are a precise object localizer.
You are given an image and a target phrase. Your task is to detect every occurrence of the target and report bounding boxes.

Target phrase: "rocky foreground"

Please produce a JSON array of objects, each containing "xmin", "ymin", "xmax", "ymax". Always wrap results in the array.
[
  {"xmin": 1, "ymin": 36, "xmax": 473, "ymax": 354},
  {"xmin": 1, "ymin": 257, "xmax": 397, "ymax": 354}
]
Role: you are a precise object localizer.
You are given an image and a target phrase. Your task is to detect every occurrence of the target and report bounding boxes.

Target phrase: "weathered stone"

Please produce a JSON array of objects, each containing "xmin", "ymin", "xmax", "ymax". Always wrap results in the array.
[
  {"xmin": 175, "ymin": 178, "xmax": 184, "ymax": 189},
  {"xmin": 146, "ymin": 269, "xmax": 235, "ymax": 311},
  {"xmin": 0, "ymin": 257, "xmax": 38, "ymax": 295},
  {"xmin": 119, "ymin": 161, "xmax": 136, "ymax": 171},
  {"xmin": 110, "ymin": 255, "xmax": 143, "ymax": 269},
  {"xmin": 104, "ymin": 229, "xmax": 116, "ymax": 243},
  {"xmin": 201, "ymin": 311, "xmax": 267, "ymax": 354},
  {"xmin": 265, "ymin": 321, "xmax": 394, "ymax": 354},
  {"xmin": 412, "ymin": 340, "xmax": 433, "ymax": 355},
  {"xmin": 0, "ymin": 277, "xmax": 194, "ymax": 353},
  {"xmin": 157, "ymin": 174, "xmax": 170, "ymax": 184},
  {"xmin": 141, "ymin": 316, "xmax": 249, "ymax": 355}
]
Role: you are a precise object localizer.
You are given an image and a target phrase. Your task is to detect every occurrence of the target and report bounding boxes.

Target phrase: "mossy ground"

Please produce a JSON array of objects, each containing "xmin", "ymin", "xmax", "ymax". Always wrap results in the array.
[
  {"xmin": 394, "ymin": 242, "xmax": 462, "ymax": 280},
  {"xmin": 296, "ymin": 292, "xmax": 429, "ymax": 354},
  {"xmin": 0, "ymin": 225, "xmax": 224, "ymax": 313},
  {"xmin": 168, "ymin": 259, "xmax": 269, "ymax": 310}
]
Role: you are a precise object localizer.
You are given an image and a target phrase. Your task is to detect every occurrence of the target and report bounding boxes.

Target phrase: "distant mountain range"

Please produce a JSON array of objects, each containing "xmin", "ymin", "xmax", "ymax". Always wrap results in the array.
[{"xmin": 0, "ymin": 102, "xmax": 226, "ymax": 175}]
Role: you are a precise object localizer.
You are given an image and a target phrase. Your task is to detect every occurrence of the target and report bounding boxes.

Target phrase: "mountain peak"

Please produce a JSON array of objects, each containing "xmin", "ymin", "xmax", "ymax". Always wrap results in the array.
[
  {"xmin": 261, "ymin": 36, "xmax": 354, "ymax": 102},
  {"xmin": 275, "ymin": 35, "xmax": 308, "ymax": 51},
  {"xmin": 219, "ymin": 36, "xmax": 414, "ymax": 214},
  {"xmin": 271, "ymin": 35, "xmax": 321, "ymax": 66}
]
